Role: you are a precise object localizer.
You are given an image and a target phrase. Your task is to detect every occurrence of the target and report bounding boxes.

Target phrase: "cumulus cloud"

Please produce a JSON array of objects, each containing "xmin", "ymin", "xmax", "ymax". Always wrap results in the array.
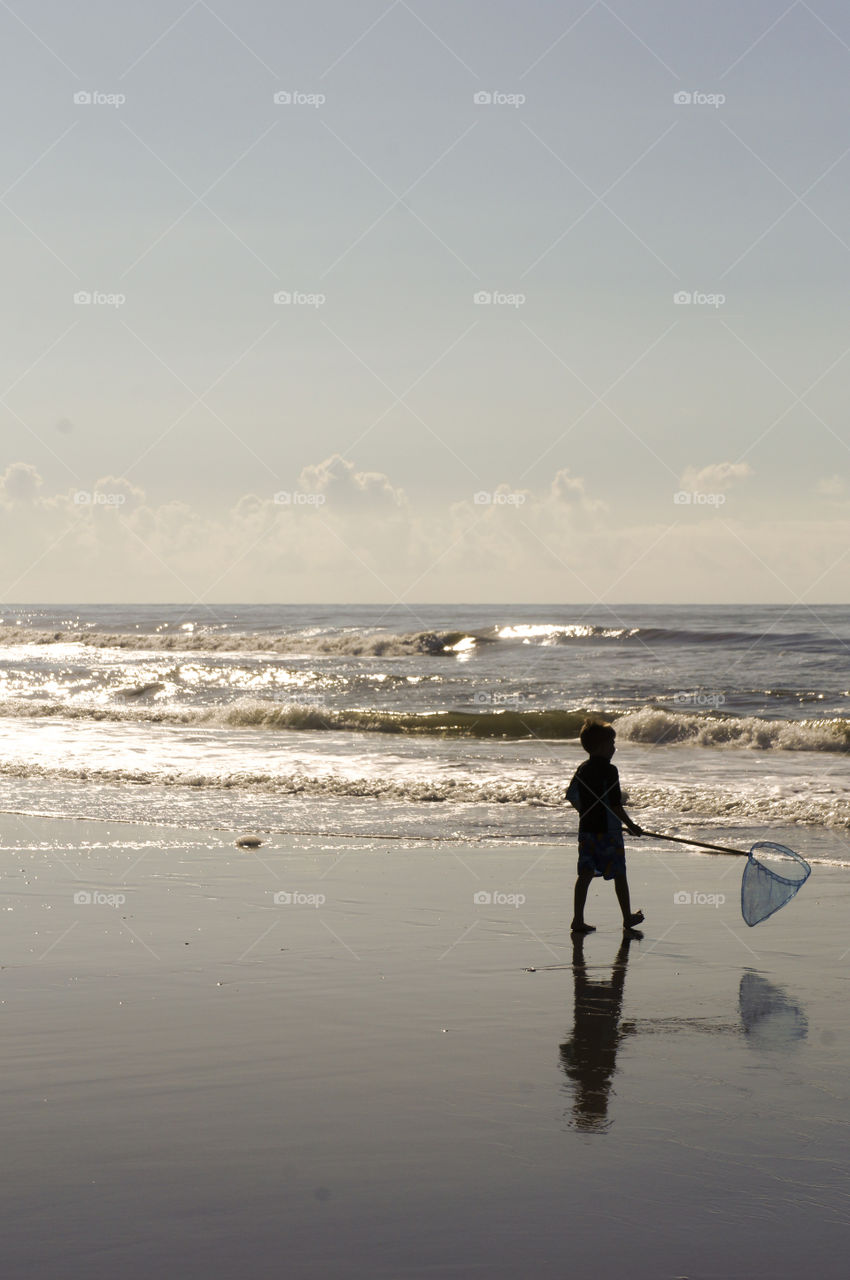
[
  {"xmin": 550, "ymin": 467, "xmax": 607, "ymax": 513},
  {"xmin": 298, "ymin": 454, "xmax": 406, "ymax": 511},
  {"xmin": 91, "ymin": 475, "xmax": 146, "ymax": 511},
  {"xmin": 0, "ymin": 458, "xmax": 845, "ymax": 601},
  {"xmin": 680, "ymin": 461, "xmax": 752, "ymax": 492},
  {"xmin": 0, "ymin": 462, "xmax": 42, "ymax": 505}
]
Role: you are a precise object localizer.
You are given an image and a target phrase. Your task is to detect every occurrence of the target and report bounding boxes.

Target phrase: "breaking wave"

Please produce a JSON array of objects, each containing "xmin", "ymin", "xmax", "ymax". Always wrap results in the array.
[
  {"xmin": 0, "ymin": 697, "xmax": 590, "ymax": 739},
  {"xmin": 0, "ymin": 625, "xmax": 479, "ymax": 656},
  {"xmin": 0, "ymin": 695, "xmax": 847, "ymax": 750},
  {"xmin": 0, "ymin": 620, "xmax": 832, "ymax": 656},
  {"xmin": 614, "ymin": 706, "xmax": 850, "ymax": 752}
]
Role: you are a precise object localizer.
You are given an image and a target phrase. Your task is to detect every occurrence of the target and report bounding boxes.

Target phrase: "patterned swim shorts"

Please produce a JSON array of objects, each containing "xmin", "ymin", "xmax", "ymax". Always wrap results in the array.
[{"xmin": 577, "ymin": 831, "xmax": 626, "ymax": 881}]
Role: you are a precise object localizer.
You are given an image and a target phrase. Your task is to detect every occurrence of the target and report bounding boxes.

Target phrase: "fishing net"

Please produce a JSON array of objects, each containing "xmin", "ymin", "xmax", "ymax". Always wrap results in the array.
[{"xmin": 741, "ymin": 842, "xmax": 811, "ymax": 927}]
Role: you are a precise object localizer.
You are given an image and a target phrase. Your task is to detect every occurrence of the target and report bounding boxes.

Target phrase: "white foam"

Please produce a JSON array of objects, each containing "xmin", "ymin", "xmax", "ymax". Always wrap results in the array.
[{"xmin": 615, "ymin": 705, "xmax": 849, "ymax": 753}]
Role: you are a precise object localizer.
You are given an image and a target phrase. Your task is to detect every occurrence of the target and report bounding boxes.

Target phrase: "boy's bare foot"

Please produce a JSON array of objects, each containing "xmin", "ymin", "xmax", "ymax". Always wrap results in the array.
[
  {"xmin": 570, "ymin": 921, "xmax": 596, "ymax": 934},
  {"xmin": 623, "ymin": 911, "xmax": 644, "ymax": 929}
]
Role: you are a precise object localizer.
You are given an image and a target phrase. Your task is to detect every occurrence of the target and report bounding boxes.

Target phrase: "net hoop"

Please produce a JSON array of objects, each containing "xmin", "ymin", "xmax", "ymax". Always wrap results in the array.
[
  {"xmin": 741, "ymin": 842, "xmax": 811, "ymax": 926},
  {"xmin": 748, "ymin": 841, "xmax": 811, "ymax": 886}
]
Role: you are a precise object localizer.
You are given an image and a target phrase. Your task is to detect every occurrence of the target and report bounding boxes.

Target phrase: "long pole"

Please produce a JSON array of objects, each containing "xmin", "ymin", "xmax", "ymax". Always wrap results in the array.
[{"xmin": 642, "ymin": 830, "xmax": 749, "ymax": 858}]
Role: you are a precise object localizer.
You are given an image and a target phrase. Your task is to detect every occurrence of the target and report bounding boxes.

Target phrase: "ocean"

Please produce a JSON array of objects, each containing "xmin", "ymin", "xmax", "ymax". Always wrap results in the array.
[{"xmin": 0, "ymin": 603, "xmax": 847, "ymax": 860}]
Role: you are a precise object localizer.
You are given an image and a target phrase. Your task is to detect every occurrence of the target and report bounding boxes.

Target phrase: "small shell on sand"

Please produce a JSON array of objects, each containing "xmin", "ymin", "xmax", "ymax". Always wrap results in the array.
[{"xmin": 235, "ymin": 834, "xmax": 264, "ymax": 849}]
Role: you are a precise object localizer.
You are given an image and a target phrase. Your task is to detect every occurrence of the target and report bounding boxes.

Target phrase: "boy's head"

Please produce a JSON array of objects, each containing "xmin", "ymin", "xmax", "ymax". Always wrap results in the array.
[{"xmin": 579, "ymin": 719, "xmax": 616, "ymax": 758}]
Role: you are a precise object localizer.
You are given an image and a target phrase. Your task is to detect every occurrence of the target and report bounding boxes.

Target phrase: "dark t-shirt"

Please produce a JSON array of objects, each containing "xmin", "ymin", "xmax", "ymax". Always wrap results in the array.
[{"xmin": 566, "ymin": 758, "xmax": 622, "ymax": 835}]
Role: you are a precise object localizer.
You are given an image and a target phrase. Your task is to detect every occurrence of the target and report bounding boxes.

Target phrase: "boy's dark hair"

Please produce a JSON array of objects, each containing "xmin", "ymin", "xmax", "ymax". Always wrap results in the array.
[{"xmin": 579, "ymin": 719, "xmax": 615, "ymax": 754}]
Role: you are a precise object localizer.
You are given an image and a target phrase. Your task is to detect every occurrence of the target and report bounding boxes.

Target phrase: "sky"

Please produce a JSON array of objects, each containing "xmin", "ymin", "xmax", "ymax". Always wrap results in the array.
[{"xmin": 1, "ymin": 0, "xmax": 849, "ymax": 603}]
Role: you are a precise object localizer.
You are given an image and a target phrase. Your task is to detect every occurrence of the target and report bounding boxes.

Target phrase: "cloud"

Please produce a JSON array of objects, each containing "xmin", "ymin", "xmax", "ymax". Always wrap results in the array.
[
  {"xmin": 680, "ymin": 462, "xmax": 752, "ymax": 492},
  {"xmin": 92, "ymin": 476, "xmax": 146, "ymax": 511},
  {"xmin": 298, "ymin": 454, "xmax": 406, "ymax": 511},
  {"xmin": 0, "ymin": 462, "xmax": 43, "ymax": 505},
  {"xmin": 0, "ymin": 458, "xmax": 846, "ymax": 602},
  {"xmin": 550, "ymin": 468, "xmax": 607, "ymax": 513}
]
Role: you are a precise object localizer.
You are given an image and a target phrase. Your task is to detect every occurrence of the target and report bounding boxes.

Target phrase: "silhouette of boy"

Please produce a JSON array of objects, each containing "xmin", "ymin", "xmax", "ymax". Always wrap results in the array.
[{"xmin": 566, "ymin": 719, "xmax": 644, "ymax": 933}]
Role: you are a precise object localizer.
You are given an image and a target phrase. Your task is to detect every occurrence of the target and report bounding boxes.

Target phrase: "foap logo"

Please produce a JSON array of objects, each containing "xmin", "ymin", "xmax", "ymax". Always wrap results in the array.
[
  {"xmin": 273, "ymin": 290, "xmax": 326, "ymax": 308},
  {"xmin": 73, "ymin": 490, "xmax": 126, "ymax": 507},
  {"xmin": 473, "ymin": 491, "xmax": 526, "ymax": 505},
  {"xmin": 471, "ymin": 690, "xmax": 523, "ymax": 705},
  {"xmin": 273, "ymin": 90, "xmax": 326, "ymax": 108},
  {"xmin": 473, "ymin": 90, "xmax": 526, "ymax": 108},
  {"xmin": 273, "ymin": 491, "xmax": 326, "ymax": 507},
  {"xmin": 73, "ymin": 290, "xmax": 126, "ymax": 308},
  {"xmin": 673, "ymin": 491, "xmax": 726, "ymax": 506},
  {"xmin": 73, "ymin": 89, "xmax": 126, "ymax": 108},
  {"xmin": 74, "ymin": 889, "xmax": 127, "ymax": 907},
  {"xmin": 473, "ymin": 890, "xmax": 526, "ymax": 908},
  {"xmin": 673, "ymin": 291, "xmax": 725, "ymax": 308},
  {"xmin": 673, "ymin": 691, "xmax": 726, "ymax": 708},
  {"xmin": 673, "ymin": 890, "xmax": 725, "ymax": 908},
  {"xmin": 673, "ymin": 90, "xmax": 726, "ymax": 108},
  {"xmin": 473, "ymin": 290, "xmax": 526, "ymax": 308},
  {"xmin": 272, "ymin": 890, "xmax": 326, "ymax": 907}
]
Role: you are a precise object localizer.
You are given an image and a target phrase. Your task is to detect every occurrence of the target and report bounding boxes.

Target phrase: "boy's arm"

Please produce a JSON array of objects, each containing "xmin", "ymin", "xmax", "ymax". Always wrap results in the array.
[
  {"xmin": 565, "ymin": 771, "xmax": 581, "ymax": 811},
  {"xmin": 607, "ymin": 763, "xmax": 642, "ymax": 836},
  {"xmin": 612, "ymin": 801, "xmax": 643, "ymax": 837}
]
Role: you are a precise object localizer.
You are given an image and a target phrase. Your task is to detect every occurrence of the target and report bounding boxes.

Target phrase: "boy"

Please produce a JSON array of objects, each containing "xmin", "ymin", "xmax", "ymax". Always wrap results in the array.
[{"xmin": 566, "ymin": 719, "xmax": 645, "ymax": 934}]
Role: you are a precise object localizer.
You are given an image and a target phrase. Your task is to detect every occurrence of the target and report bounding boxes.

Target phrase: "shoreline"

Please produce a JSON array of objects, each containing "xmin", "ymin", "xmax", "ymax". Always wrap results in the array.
[{"xmin": 1, "ymin": 788, "xmax": 850, "ymax": 870}]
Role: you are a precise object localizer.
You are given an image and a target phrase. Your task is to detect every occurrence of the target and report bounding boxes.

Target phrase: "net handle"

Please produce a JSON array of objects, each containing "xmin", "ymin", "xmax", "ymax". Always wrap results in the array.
[{"xmin": 643, "ymin": 830, "xmax": 749, "ymax": 858}]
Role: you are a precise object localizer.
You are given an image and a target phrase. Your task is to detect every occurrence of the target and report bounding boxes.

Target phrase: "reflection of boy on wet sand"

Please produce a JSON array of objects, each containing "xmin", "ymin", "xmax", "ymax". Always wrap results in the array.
[
  {"xmin": 559, "ymin": 933, "xmax": 638, "ymax": 1132},
  {"xmin": 560, "ymin": 953, "xmax": 808, "ymax": 1131}
]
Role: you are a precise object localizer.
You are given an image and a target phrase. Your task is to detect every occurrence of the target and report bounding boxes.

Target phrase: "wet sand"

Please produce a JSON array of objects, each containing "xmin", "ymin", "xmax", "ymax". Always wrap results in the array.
[{"xmin": 0, "ymin": 813, "xmax": 847, "ymax": 1278}]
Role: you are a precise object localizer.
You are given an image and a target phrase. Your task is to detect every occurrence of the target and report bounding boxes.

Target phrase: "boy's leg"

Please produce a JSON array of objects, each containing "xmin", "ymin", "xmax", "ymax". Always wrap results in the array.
[
  {"xmin": 614, "ymin": 873, "xmax": 644, "ymax": 929},
  {"xmin": 572, "ymin": 869, "xmax": 596, "ymax": 933}
]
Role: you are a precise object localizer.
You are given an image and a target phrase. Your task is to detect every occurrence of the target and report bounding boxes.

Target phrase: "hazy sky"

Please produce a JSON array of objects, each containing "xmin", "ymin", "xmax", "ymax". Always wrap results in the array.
[{"xmin": 1, "ymin": 0, "xmax": 848, "ymax": 602}]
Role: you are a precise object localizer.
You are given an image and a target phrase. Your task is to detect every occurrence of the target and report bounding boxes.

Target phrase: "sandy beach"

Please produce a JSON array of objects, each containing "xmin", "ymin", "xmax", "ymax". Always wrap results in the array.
[{"xmin": 1, "ymin": 811, "xmax": 847, "ymax": 1279}]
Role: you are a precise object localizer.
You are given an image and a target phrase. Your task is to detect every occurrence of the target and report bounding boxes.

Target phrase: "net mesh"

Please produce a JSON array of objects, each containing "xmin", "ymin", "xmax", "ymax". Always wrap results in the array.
[{"xmin": 741, "ymin": 842, "xmax": 811, "ymax": 927}]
